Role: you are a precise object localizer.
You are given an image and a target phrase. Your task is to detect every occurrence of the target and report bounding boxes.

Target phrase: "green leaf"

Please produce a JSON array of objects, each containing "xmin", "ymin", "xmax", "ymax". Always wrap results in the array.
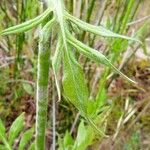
[
  {"xmin": 64, "ymin": 131, "xmax": 74, "ymax": 148},
  {"xmin": 0, "ymin": 145, "xmax": 6, "ymax": 150},
  {"xmin": 65, "ymin": 12, "xmax": 142, "ymax": 44},
  {"xmin": 86, "ymin": 101, "xmax": 97, "ymax": 118},
  {"xmin": 67, "ymin": 34, "xmax": 136, "ymax": 84},
  {"xmin": 53, "ymin": 0, "xmax": 106, "ymax": 137},
  {"xmin": 28, "ymin": 142, "xmax": 35, "ymax": 150},
  {"xmin": 53, "ymin": 0, "xmax": 89, "ymax": 115},
  {"xmin": 23, "ymin": 83, "xmax": 33, "ymax": 95},
  {"xmin": 0, "ymin": 119, "xmax": 11, "ymax": 150},
  {"xmin": 62, "ymin": 47, "xmax": 89, "ymax": 115},
  {"xmin": 18, "ymin": 128, "xmax": 34, "ymax": 150},
  {"xmin": 96, "ymin": 87, "xmax": 107, "ymax": 108},
  {"xmin": 74, "ymin": 120, "xmax": 94, "ymax": 150},
  {"xmin": 62, "ymin": 45, "xmax": 106, "ymax": 137},
  {"xmin": 8, "ymin": 113, "xmax": 25, "ymax": 146},
  {"xmin": 0, "ymin": 8, "xmax": 52, "ymax": 35},
  {"xmin": 74, "ymin": 121, "xmax": 87, "ymax": 150},
  {"xmin": 0, "ymin": 119, "xmax": 5, "ymax": 138}
]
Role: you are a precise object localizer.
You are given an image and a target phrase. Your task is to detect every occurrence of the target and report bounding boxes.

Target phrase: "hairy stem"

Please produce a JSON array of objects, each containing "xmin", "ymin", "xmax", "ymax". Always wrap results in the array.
[{"xmin": 35, "ymin": 19, "xmax": 54, "ymax": 150}]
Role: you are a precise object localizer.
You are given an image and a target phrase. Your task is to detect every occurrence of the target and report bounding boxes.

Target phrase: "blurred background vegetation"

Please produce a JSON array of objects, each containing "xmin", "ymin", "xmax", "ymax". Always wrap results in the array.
[{"xmin": 0, "ymin": 0, "xmax": 150, "ymax": 149}]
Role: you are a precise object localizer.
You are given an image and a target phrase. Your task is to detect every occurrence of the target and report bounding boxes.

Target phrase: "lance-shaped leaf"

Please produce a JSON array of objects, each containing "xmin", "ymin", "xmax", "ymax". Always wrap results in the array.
[
  {"xmin": 53, "ymin": 0, "xmax": 107, "ymax": 136},
  {"xmin": 18, "ymin": 128, "xmax": 34, "ymax": 150},
  {"xmin": 73, "ymin": 120, "xmax": 94, "ymax": 150},
  {"xmin": 53, "ymin": 0, "xmax": 88, "ymax": 112},
  {"xmin": 65, "ymin": 12, "xmax": 142, "ymax": 44},
  {"xmin": 0, "ymin": 119, "xmax": 5, "ymax": 139},
  {"xmin": 0, "ymin": 119, "xmax": 11, "ymax": 150},
  {"xmin": 8, "ymin": 113, "xmax": 25, "ymax": 146},
  {"xmin": 62, "ymin": 46, "xmax": 89, "ymax": 114},
  {"xmin": 0, "ymin": 8, "xmax": 52, "ymax": 35},
  {"xmin": 67, "ymin": 33, "xmax": 136, "ymax": 84},
  {"xmin": 28, "ymin": 142, "xmax": 35, "ymax": 150}
]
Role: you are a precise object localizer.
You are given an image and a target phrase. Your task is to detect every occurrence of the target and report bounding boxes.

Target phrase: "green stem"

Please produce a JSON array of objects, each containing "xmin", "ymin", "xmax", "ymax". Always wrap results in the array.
[{"xmin": 35, "ymin": 18, "xmax": 55, "ymax": 150}]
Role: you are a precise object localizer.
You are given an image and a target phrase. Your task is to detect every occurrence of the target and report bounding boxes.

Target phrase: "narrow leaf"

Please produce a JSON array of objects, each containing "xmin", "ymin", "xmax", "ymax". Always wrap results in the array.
[
  {"xmin": 74, "ymin": 121, "xmax": 87, "ymax": 150},
  {"xmin": 53, "ymin": 0, "xmax": 89, "ymax": 114},
  {"xmin": 67, "ymin": 34, "xmax": 136, "ymax": 84},
  {"xmin": 0, "ymin": 120, "xmax": 11, "ymax": 150},
  {"xmin": 65, "ymin": 12, "xmax": 142, "ymax": 44},
  {"xmin": 74, "ymin": 120, "xmax": 95, "ymax": 150},
  {"xmin": 0, "ymin": 8, "xmax": 52, "ymax": 35},
  {"xmin": 62, "ymin": 47, "xmax": 89, "ymax": 114},
  {"xmin": 0, "ymin": 119, "xmax": 5, "ymax": 138},
  {"xmin": 28, "ymin": 142, "xmax": 35, "ymax": 150},
  {"xmin": 63, "ymin": 131, "xmax": 74, "ymax": 148},
  {"xmin": 53, "ymin": 0, "xmax": 106, "ymax": 137},
  {"xmin": 8, "ymin": 113, "xmax": 25, "ymax": 146},
  {"xmin": 18, "ymin": 128, "xmax": 34, "ymax": 150}
]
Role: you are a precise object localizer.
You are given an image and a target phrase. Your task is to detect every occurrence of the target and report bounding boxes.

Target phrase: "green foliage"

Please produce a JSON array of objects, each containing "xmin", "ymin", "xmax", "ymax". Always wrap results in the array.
[
  {"xmin": 58, "ymin": 131, "xmax": 74, "ymax": 150},
  {"xmin": 65, "ymin": 11, "xmax": 141, "ymax": 43},
  {"xmin": 18, "ymin": 128, "xmax": 34, "ymax": 150},
  {"xmin": 0, "ymin": 8, "xmax": 52, "ymax": 35},
  {"xmin": 8, "ymin": 113, "xmax": 24, "ymax": 146},
  {"xmin": 1, "ymin": 0, "xmax": 147, "ymax": 149},
  {"xmin": 28, "ymin": 142, "xmax": 35, "ymax": 150},
  {"xmin": 0, "ymin": 113, "xmax": 34, "ymax": 150},
  {"xmin": 58, "ymin": 120, "xmax": 95, "ymax": 150},
  {"xmin": 73, "ymin": 120, "xmax": 94, "ymax": 150},
  {"xmin": 62, "ymin": 46, "xmax": 89, "ymax": 115},
  {"xmin": 67, "ymin": 34, "xmax": 136, "ymax": 83}
]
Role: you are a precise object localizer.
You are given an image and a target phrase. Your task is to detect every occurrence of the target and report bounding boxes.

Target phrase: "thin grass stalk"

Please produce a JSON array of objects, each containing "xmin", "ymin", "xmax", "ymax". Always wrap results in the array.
[
  {"xmin": 115, "ymin": 0, "xmax": 128, "ymax": 33},
  {"xmin": 107, "ymin": 22, "xmax": 150, "ymax": 86},
  {"xmin": 69, "ymin": 0, "xmax": 73, "ymax": 14},
  {"xmin": 51, "ymin": 30, "xmax": 56, "ymax": 150},
  {"xmin": 89, "ymin": 0, "xmax": 110, "ymax": 47},
  {"xmin": 76, "ymin": 0, "xmax": 82, "ymax": 18},
  {"xmin": 111, "ymin": 0, "xmax": 137, "ymax": 53},
  {"xmin": 79, "ymin": 0, "xmax": 85, "ymax": 20},
  {"xmin": 96, "ymin": 0, "xmax": 137, "ymax": 103},
  {"xmin": 52, "ymin": 84, "xmax": 56, "ymax": 150},
  {"xmin": 118, "ymin": 0, "xmax": 135, "ymax": 34},
  {"xmin": 126, "ymin": 0, "xmax": 141, "ymax": 31},
  {"xmin": 112, "ymin": 0, "xmax": 122, "ymax": 31},
  {"xmin": 73, "ymin": 0, "xmax": 76, "ymax": 16},
  {"xmin": 129, "ymin": 0, "xmax": 141, "ymax": 22},
  {"xmin": 81, "ymin": 0, "xmax": 96, "ymax": 41},
  {"xmin": 14, "ymin": 0, "xmax": 25, "ymax": 77},
  {"xmin": 35, "ymin": 18, "xmax": 54, "ymax": 150},
  {"xmin": 83, "ymin": 0, "xmax": 110, "ymax": 87}
]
